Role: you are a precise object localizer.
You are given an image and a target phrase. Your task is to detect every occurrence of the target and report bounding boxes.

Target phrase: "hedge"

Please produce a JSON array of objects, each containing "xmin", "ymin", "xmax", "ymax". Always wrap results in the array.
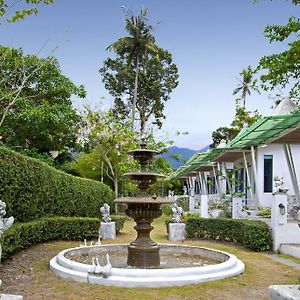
[
  {"xmin": 0, "ymin": 147, "xmax": 114, "ymax": 222},
  {"xmin": 185, "ymin": 217, "xmax": 272, "ymax": 251},
  {"xmin": 1, "ymin": 215, "xmax": 125, "ymax": 260}
]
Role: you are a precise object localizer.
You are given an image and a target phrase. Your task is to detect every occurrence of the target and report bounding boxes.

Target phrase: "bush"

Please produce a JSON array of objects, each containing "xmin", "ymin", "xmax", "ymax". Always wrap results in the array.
[
  {"xmin": 0, "ymin": 147, "xmax": 114, "ymax": 222},
  {"xmin": 176, "ymin": 197, "xmax": 189, "ymax": 212},
  {"xmin": 1, "ymin": 216, "xmax": 125, "ymax": 260},
  {"xmin": 161, "ymin": 204, "xmax": 173, "ymax": 216},
  {"xmin": 185, "ymin": 217, "xmax": 272, "ymax": 251},
  {"xmin": 111, "ymin": 215, "xmax": 126, "ymax": 233},
  {"xmin": 165, "ymin": 217, "xmax": 172, "ymax": 234}
]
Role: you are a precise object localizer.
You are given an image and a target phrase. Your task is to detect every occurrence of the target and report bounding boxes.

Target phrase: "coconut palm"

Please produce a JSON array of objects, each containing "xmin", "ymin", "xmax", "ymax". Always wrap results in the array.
[
  {"xmin": 107, "ymin": 7, "xmax": 158, "ymax": 132},
  {"xmin": 233, "ymin": 66, "xmax": 260, "ymax": 108}
]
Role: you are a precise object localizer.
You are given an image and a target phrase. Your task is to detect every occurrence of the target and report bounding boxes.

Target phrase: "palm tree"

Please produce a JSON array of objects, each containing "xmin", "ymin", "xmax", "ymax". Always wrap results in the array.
[
  {"xmin": 233, "ymin": 66, "xmax": 260, "ymax": 108},
  {"xmin": 107, "ymin": 7, "xmax": 157, "ymax": 133}
]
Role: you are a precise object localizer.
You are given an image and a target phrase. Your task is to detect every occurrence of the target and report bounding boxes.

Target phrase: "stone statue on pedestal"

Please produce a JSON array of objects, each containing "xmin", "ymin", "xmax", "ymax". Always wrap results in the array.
[
  {"xmin": 274, "ymin": 176, "xmax": 289, "ymax": 194},
  {"xmin": 100, "ymin": 203, "xmax": 111, "ymax": 223},
  {"xmin": 171, "ymin": 203, "xmax": 183, "ymax": 223},
  {"xmin": 0, "ymin": 200, "xmax": 14, "ymax": 262}
]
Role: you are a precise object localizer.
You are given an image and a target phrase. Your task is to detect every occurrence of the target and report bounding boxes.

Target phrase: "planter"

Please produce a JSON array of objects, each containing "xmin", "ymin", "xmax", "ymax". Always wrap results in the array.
[{"xmin": 210, "ymin": 208, "xmax": 223, "ymax": 218}]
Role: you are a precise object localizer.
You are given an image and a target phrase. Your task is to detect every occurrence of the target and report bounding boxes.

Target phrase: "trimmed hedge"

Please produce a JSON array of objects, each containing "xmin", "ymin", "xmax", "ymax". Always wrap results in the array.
[
  {"xmin": 0, "ymin": 147, "xmax": 114, "ymax": 222},
  {"xmin": 1, "ymin": 215, "xmax": 125, "ymax": 260},
  {"xmin": 185, "ymin": 217, "xmax": 272, "ymax": 251}
]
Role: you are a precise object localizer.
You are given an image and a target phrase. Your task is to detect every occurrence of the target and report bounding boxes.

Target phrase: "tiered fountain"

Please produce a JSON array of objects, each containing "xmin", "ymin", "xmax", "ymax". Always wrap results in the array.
[
  {"xmin": 114, "ymin": 140, "xmax": 172, "ymax": 268},
  {"xmin": 50, "ymin": 141, "xmax": 245, "ymax": 288}
]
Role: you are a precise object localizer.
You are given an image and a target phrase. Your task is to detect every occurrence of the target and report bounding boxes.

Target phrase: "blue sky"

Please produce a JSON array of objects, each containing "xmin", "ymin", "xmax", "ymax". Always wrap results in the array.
[{"xmin": 0, "ymin": 0, "xmax": 298, "ymax": 149}]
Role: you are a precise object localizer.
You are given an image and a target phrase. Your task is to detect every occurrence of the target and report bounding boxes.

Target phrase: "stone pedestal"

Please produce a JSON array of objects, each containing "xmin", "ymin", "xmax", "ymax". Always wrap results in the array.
[
  {"xmin": 99, "ymin": 222, "xmax": 116, "ymax": 240},
  {"xmin": 168, "ymin": 223, "xmax": 186, "ymax": 241},
  {"xmin": 0, "ymin": 294, "xmax": 23, "ymax": 299},
  {"xmin": 189, "ymin": 195, "xmax": 195, "ymax": 213},
  {"xmin": 200, "ymin": 194, "xmax": 208, "ymax": 218},
  {"xmin": 271, "ymin": 193, "xmax": 288, "ymax": 252},
  {"xmin": 232, "ymin": 197, "xmax": 243, "ymax": 219},
  {"xmin": 269, "ymin": 285, "xmax": 300, "ymax": 300}
]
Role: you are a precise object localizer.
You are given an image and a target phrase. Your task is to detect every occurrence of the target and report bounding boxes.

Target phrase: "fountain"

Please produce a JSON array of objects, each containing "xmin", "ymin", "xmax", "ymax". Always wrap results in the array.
[
  {"xmin": 50, "ymin": 141, "xmax": 244, "ymax": 288},
  {"xmin": 114, "ymin": 140, "xmax": 172, "ymax": 268}
]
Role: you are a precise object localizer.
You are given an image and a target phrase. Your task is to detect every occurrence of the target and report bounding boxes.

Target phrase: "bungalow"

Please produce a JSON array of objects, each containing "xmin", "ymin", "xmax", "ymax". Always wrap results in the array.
[{"xmin": 170, "ymin": 98, "xmax": 300, "ymax": 218}]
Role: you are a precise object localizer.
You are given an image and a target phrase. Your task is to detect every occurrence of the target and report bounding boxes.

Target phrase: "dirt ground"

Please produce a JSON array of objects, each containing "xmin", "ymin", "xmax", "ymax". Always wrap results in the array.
[{"xmin": 0, "ymin": 218, "xmax": 298, "ymax": 300}]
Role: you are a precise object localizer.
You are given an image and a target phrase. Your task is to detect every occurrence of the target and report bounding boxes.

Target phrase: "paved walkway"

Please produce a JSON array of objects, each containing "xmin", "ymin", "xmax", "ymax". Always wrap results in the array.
[{"xmin": 264, "ymin": 254, "xmax": 300, "ymax": 271}]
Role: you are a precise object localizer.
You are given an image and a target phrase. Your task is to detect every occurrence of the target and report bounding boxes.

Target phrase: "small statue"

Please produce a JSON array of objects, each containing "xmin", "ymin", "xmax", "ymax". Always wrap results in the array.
[
  {"xmin": 274, "ymin": 176, "xmax": 288, "ymax": 194},
  {"xmin": 183, "ymin": 186, "xmax": 187, "ymax": 195},
  {"xmin": 171, "ymin": 203, "xmax": 183, "ymax": 223},
  {"xmin": 0, "ymin": 201, "xmax": 14, "ymax": 262},
  {"xmin": 100, "ymin": 203, "xmax": 111, "ymax": 223},
  {"xmin": 88, "ymin": 254, "xmax": 112, "ymax": 278}
]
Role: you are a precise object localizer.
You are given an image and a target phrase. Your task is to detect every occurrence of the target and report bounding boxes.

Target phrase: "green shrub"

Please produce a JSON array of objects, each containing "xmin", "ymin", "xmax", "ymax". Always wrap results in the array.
[
  {"xmin": 185, "ymin": 217, "xmax": 272, "ymax": 251},
  {"xmin": 1, "ymin": 216, "xmax": 125, "ymax": 260},
  {"xmin": 176, "ymin": 197, "xmax": 189, "ymax": 212},
  {"xmin": 165, "ymin": 217, "xmax": 172, "ymax": 234},
  {"xmin": 257, "ymin": 207, "xmax": 271, "ymax": 218},
  {"xmin": 0, "ymin": 147, "xmax": 114, "ymax": 222},
  {"xmin": 111, "ymin": 215, "xmax": 126, "ymax": 233},
  {"xmin": 161, "ymin": 204, "xmax": 173, "ymax": 216}
]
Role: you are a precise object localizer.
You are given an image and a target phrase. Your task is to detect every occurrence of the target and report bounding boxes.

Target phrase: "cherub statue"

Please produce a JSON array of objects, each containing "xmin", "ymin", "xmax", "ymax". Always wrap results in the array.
[
  {"xmin": 0, "ymin": 201, "xmax": 14, "ymax": 262},
  {"xmin": 100, "ymin": 203, "xmax": 111, "ymax": 223},
  {"xmin": 274, "ymin": 176, "xmax": 288, "ymax": 194},
  {"xmin": 171, "ymin": 203, "xmax": 183, "ymax": 223}
]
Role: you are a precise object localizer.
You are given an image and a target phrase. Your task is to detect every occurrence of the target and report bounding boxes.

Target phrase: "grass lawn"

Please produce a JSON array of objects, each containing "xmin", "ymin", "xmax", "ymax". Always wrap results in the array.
[{"xmin": 0, "ymin": 215, "xmax": 298, "ymax": 300}]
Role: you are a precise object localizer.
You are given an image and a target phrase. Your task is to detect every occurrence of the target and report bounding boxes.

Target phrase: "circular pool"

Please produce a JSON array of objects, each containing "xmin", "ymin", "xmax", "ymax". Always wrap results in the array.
[{"xmin": 50, "ymin": 244, "xmax": 244, "ymax": 288}]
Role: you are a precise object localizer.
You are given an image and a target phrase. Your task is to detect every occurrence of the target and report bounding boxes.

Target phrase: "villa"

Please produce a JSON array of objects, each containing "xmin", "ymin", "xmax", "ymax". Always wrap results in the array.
[{"xmin": 170, "ymin": 98, "xmax": 300, "ymax": 219}]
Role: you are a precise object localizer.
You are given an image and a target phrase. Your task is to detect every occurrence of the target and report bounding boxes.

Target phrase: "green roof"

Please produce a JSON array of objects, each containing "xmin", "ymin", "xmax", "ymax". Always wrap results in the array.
[
  {"xmin": 228, "ymin": 110, "xmax": 300, "ymax": 149},
  {"xmin": 168, "ymin": 148, "xmax": 225, "ymax": 179},
  {"xmin": 169, "ymin": 109, "xmax": 300, "ymax": 180}
]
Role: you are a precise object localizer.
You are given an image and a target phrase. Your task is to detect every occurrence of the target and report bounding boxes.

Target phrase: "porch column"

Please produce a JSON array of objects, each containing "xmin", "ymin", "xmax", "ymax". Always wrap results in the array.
[
  {"xmin": 251, "ymin": 146, "xmax": 259, "ymax": 206},
  {"xmin": 212, "ymin": 165, "xmax": 221, "ymax": 199},
  {"xmin": 188, "ymin": 176, "xmax": 196, "ymax": 213},
  {"xmin": 198, "ymin": 172, "xmax": 208, "ymax": 218},
  {"xmin": 243, "ymin": 151, "xmax": 254, "ymax": 203},
  {"xmin": 283, "ymin": 144, "xmax": 300, "ymax": 201},
  {"xmin": 222, "ymin": 162, "xmax": 232, "ymax": 196}
]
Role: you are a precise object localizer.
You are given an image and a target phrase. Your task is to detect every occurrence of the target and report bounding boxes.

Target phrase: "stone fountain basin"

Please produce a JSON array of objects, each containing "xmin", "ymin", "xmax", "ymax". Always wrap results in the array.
[{"xmin": 50, "ymin": 244, "xmax": 245, "ymax": 288}]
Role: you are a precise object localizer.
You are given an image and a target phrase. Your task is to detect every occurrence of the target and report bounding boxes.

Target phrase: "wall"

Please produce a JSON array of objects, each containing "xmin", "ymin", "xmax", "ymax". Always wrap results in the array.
[{"xmin": 257, "ymin": 144, "xmax": 300, "ymax": 207}]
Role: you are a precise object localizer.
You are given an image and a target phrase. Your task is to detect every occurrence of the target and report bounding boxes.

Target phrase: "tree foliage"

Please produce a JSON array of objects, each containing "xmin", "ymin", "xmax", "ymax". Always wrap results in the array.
[
  {"xmin": 233, "ymin": 66, "xmax": 260, "ymax": 108},
  {"xmin": 211, "ymin": 106, "xmax": 261, "ymax": 148},
  {"xmin": 106, "ymin": 7, "xmax": 158, "ymax": 131},
  {"xmin": 0, "ymin": 0, "xmax": 54, "ymax": 23},
  {"xmin": 258, "ymin": 16, "xmax": 300, "ymax": 99},
  {"xmin": 0, "ymin": 46, "xmax": 86, "ymax": 153},
  {"xmin": 100, "ymin": 8, "xmax": 179, "ymax": 136},
  {"xmin": 74, "ymin": 108, "xmax": 139, "ymax": 197}
]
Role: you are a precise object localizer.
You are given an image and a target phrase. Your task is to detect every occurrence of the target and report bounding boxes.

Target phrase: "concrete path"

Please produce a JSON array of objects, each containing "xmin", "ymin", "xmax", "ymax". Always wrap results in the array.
[{"xmin": 264, "ymin": 253, "xmax": 300, "ymax": 271}]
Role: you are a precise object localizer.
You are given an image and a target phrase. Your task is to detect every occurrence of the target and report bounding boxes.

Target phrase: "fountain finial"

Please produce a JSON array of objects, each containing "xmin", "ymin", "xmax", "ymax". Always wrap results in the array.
[{"xmin": 140, "ymin": 138, "xmax": 146, "ymax": 149}]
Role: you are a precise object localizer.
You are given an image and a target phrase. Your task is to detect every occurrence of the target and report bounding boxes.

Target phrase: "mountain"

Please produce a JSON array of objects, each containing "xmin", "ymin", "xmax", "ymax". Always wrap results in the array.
[{"xmin": 161, "ymin": 146, "xmax": 208, "ymax": 169}]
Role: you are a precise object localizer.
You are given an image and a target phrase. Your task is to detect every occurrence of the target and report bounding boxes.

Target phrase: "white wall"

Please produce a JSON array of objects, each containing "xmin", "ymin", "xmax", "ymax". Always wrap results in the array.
[{"xmin": 257, "ymin": 144, "xmax": 300, "ymax": 207}]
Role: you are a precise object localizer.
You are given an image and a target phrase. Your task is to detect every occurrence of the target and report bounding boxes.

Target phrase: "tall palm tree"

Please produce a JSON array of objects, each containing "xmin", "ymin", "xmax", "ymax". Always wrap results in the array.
[
  {"xmin": 233, "ymin": 66, "xmax": 260, "ymax": 108},
  {"xmin": 107, "ymin": 7, "xmax": 157, "ymax": 133}
]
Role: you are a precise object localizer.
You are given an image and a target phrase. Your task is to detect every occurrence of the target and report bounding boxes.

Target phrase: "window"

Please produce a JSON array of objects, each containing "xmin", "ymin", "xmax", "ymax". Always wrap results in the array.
[
  {"xmin": 264, "ymin": 155, "xmax": 273, "ymax": 193},
  {"xmin": 234, "ymin": 168, "xmax": 245, "ymax": 195},
  {"xmin": 207, "ymin": 176, "xmax": 216, "ymax": 194}
]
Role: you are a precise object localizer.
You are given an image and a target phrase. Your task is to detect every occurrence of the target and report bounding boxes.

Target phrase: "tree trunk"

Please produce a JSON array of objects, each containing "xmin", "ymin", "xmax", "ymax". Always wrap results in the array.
[
  {"xmin": 114, "ymin": 174, "xmax": 118, "ymax": 199},
  {"xmin": 140, "ymin": 111, "xmax": 146, "ymax": 136},
  {"xmin": 132, "ymin": 56, "xmax": 139, "ymax": 133},
  {"xmin": 114, "ymin": 175, "xmax": 119, "ymax": 214}
]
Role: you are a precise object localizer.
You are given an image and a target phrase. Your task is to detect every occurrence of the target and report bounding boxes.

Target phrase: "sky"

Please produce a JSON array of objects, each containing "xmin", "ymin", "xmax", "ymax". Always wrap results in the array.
[{"xmin": 0, "ymin": 0, "xmax": 298, "ymax": 149}]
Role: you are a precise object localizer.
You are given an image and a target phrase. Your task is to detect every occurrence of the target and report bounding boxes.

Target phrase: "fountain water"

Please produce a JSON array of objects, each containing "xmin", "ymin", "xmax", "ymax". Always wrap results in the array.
[{"xmin": 50, "ymin": 141, "xmax": 244, "ymax": 287}]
